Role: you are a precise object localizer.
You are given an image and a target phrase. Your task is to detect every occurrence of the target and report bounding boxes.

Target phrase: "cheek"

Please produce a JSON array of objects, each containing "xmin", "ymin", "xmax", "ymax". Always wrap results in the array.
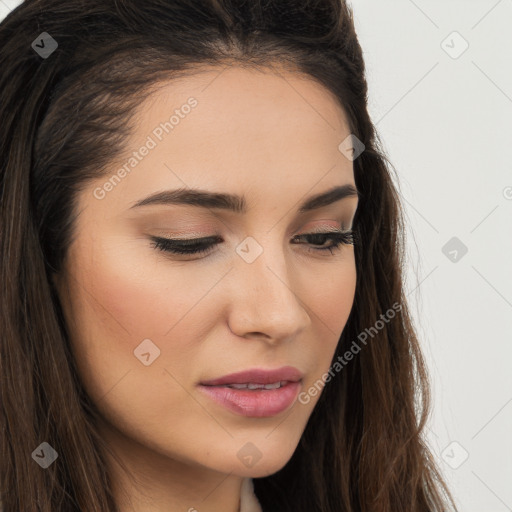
[
  {"xmin": 60, "ymin": 240, "xmax": 179, "ymax": 395},
  {"xmin": 62, "ymin": 233, "xmax": 235, "ymax": 400},
  {"xmin": 60, "ymin": 240, "xmax": 221, "ymax": 448},
  {"xmin": 302, "ymin": 253, "xmax": 357, "ymax": 335},
  {"xmin": 300, "ymin": 255, "xmax": 357, "ymax": 380},
  {"xmin": 72, "ymin": 234, "xmax": 215, "ymax": 339}
]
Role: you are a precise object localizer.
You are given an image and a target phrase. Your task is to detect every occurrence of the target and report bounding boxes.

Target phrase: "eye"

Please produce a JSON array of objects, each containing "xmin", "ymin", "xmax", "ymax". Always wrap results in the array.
[
  {"xmin": 150, "ymin": 235, "xmax": 222, "ymax": 256},
  {"xmin": 291, "ymin": 230, "xmax": 355, "ymax": 255},
  {"xmin": 149, "ymin": 230, "xmax": 355, "ymax": 257}
]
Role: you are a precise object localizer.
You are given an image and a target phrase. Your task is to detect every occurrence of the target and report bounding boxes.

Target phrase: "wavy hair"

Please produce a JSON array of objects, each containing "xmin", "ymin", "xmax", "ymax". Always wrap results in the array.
[{"xmin": 0, "ymin": 0, "xmax": 457, "ymax": 510}]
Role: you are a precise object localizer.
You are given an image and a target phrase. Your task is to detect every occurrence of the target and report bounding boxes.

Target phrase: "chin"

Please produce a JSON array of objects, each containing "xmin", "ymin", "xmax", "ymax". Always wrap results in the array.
[{"xmin": 231, "ymin": 449, "xmax": 296, "ymax": 479}]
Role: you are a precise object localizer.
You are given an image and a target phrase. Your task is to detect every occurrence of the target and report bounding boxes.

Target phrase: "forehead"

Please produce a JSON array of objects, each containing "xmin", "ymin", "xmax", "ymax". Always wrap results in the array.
[
  {"xmin": 138, "ymin": 64, "xmax": 351, "ymax": 144},
  {"xmin": 84, "ymin": 65, "xmax": 355, "ymax": 216}
]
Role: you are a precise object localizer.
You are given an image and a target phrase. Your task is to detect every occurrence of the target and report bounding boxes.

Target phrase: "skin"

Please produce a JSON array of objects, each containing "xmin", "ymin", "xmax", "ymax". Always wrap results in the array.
[{"xmin": 53, "ymin": 64, "xmax": 359, "ymax": 512}]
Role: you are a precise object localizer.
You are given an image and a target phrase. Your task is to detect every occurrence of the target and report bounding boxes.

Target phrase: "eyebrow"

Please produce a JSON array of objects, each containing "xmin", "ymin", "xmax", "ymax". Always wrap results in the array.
[{"xmin": 129, "ymin": 184, "xmax": 359, "ymax": 214}]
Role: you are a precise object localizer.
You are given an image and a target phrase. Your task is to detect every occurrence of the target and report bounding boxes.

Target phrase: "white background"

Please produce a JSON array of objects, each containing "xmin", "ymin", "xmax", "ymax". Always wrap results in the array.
[
  {"xmin": 352, "ymin": 2, "xmax": 512, "ymax": 511},
  {"xmin": 1, "ymin": 1, "xmax": 511, "ymax": 510}
]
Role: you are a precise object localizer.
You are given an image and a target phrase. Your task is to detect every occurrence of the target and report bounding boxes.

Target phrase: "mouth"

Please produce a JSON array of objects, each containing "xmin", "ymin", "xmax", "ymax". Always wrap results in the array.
[
  {"xmin": 213, "ymin": 380, "xmax": 292, "ymax": 390},
  {"xmin": 198, "ymin": 366, "xmax": 303, "ymax": 417}
]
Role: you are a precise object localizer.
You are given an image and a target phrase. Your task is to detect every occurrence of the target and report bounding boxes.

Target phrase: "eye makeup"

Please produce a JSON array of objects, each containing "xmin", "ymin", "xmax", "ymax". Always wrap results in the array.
[{"xmin": 149, "ymin": 227, "xmax": 355, "ymax": 258}]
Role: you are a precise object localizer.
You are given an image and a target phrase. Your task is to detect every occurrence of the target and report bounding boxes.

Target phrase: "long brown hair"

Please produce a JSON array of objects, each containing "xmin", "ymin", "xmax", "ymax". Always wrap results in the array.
[{"xmin": 0, "ymin": 0, "xmax": 458, "ymax": 510}]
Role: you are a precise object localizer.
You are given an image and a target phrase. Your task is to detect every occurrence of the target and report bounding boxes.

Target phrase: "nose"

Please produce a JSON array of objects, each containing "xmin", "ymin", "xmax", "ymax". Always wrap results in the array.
[{"xmin": 225, "ymin": 239, "xmax": 311, "ymax": 343}]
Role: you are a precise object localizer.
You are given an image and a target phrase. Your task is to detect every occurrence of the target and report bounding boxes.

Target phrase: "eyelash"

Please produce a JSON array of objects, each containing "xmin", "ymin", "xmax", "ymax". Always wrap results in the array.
[{"xmin": 149, "ymin": 230, "xmax": 355, "ymax": 257}]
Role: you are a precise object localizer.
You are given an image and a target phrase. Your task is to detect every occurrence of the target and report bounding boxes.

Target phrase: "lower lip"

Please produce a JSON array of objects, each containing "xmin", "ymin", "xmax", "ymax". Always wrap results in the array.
[{"xmin": 198, "ymin": 381, "xmax": 301, "ymax": 417}]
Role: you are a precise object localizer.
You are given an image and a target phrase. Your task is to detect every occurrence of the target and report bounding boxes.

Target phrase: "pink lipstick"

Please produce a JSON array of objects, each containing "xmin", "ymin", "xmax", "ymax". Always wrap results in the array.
[{"xmin": 198, "ymin": 366, "xmax": 303, "ymax": 417}]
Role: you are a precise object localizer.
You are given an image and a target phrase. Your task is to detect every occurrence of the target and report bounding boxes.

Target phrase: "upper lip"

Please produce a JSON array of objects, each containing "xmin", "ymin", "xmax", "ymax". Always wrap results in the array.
[{"xmin": 200, "ymin": 366, "xmax": 303, "ymax": 386}]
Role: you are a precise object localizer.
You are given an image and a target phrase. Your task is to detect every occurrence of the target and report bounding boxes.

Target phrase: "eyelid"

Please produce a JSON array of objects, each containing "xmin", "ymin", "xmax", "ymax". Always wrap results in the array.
[
  {"xmin": 149, "ymin": 226, "xmax": 356, "ymax": 258},
  {"xmin": 299, "ymin": 224, "xmax": 348, "ymax": 234},
  {"xmin": 152, "ymin": 220, "xmax": 349, "ymax": 239},
  {"xmin": 149, "ymin": 228, "xmax": 217, "ymax": 239}
]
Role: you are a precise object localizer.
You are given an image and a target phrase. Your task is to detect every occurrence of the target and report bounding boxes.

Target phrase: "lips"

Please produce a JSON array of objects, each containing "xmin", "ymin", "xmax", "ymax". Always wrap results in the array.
[
  {"xmin": 199, "ymin": 366, "xmax": 303, "ymax": 387},
  {"xmin": 198, "ymin": 366, "xmax": 304, "ymax": 417}
]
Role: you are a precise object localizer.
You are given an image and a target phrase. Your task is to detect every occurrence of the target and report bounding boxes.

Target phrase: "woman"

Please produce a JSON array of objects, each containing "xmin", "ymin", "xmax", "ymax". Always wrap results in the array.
[{"xmin": 0, "ymin": 0, "xmax": 458, "ymax": 510}]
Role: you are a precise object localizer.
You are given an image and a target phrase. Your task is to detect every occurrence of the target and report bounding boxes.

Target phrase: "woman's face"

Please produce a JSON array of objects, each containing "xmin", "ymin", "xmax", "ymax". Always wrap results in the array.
[{"xmin": 54, "ymin": 65, "xmax": 358, "ymax": 488}]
